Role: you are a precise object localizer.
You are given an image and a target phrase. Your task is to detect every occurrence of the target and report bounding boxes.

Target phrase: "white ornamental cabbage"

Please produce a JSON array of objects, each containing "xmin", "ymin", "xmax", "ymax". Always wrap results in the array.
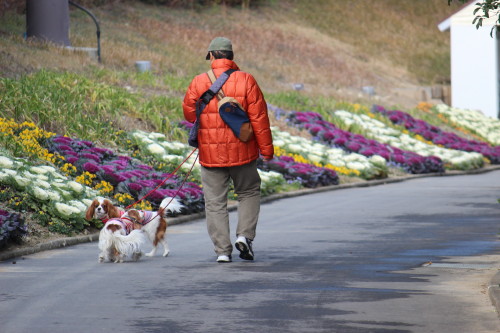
[
  {"xmin": 46, "ymin": 190, "xmax": 62, "ymax": 202},
  {"xmin": 0, "ymin": 156, "xmax": 14, "ymax": 168},
  {"xmin": 128, "ymin": 130, "xmax": 201, "ymax": 178},
  {"xmin": 55, "ymin": 202, "xmax": 81, "ymax": 218},
  {"xmin": 82, "ymin": 198, "xmax": 94, "ymax": 208},
  {"xmin": 369, "ymin": 155, "xmax": 387, "ymax": 165},
  {"xmin": 39, "ymin": 165, "xmax": 58, "ymax": 176},
  {"xmin": 68, "ymin": 200, "xmax": 87, "ymax": 213},
  {"xmin": 147, "ymin": 143, "xmax": 166, "ymax": 155},
  {"xmin": 434, "ymin": 104, "xmax": 500, "ymax": 145},
  {"xmin": 32, "ymin": 186, "xmax": 49, "ymax": 201},
  {"xmin": 36, "ymin": 180, "xmax": 51, "ymax": 189},
  {"xmin": 67, "ymin": 181, "xmax": 84, "ymax": 194},
  {"xmin": 30, "ymin": 166, "xmax": 49, "ymax": 174},
  {"xmin": 14, "ymin": 176, "xmax": 30, "ymax": 188},
  {"xmin": 148, "ymin": 132, "xmax": 166, "ymax": 140},
  {"xmin": 0, "ymin": 171, "xmax": 10, "ymax": 181}
]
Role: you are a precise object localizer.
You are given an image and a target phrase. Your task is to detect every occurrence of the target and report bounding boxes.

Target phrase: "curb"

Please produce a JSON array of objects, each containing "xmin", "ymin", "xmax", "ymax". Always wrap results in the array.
[
  {"xmin": 489, "ymin": 272, "xmax": 500, "ymax": 317},
  {"xmin": 0, "ymin": 233, "xmax": 100, "ymax": 262},
  {"xmin": 1, "ymin": 164, "xmax": 499, "ymax": 264}
]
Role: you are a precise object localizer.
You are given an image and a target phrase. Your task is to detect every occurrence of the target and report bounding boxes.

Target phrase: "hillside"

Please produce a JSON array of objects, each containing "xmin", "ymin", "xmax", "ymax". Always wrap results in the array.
[{"xmin": 1, "ymin": 0, "xmax": 461, "ymax": 110}]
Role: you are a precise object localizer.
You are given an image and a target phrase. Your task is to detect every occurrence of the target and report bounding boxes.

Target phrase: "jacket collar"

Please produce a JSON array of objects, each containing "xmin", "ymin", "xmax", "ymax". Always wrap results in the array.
[{"xmin": 211, "ymin": 59, "xmax": 239, "ymax": 71}]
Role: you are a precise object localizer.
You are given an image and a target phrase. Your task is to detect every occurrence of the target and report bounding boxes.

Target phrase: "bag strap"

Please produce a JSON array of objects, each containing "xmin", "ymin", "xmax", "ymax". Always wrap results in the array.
[
  {"xmin": 196, "ymin": 69, "xmax": 235, "ymax": 118},
  {"xmin": 207, "ymin": 70, "xmax": 225, "ymax": 100},
  {"xmin": 206, "ymin": 69, "xmax": 236, "ymax": 101}
]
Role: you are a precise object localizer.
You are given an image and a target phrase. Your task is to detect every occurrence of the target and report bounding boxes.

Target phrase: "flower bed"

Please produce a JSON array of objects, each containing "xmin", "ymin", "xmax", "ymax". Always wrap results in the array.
[
  {"xmin": 127, "ymin": 130, "xmax": 288, "ymax": 195},
  {"xmin": 373, "ymin": 105, "xmax": 500, "ymax": 164},
  {"xmin": 270, "ymin": 105, "xmax": 445, "ymax": 174},
  {"xmin": 434, "ymin": 104, "xmax": 500, "ymax": 146},
  {"xmin": 257, "ymin": 154, "xmax": 339, "ymax": 187},
  {"xmin": 270, "ymin": 127, "xmax": 386, "ymax": 180},
  {"xmin": 179, "ymin": 121, "xmax": 343, "ymax": 187},
  {"xmin": 331, "ymin": 109, "xmax": 484, "ymax": 170},
  {"xmin": 44, "ymin": 135, "xmax": 205, "ymax": 214},
  {"xmin": 0, "ymin": 154, "xmax": 99, "ymax": 234}
]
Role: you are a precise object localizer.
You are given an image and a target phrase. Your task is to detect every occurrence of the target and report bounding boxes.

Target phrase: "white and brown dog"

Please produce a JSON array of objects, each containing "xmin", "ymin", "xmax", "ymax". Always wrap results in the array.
[
  {"xmin": 97, "ymin": 216, "xmax": 146, "ymax": 263},
  {"xmin": 123, "ymin": 196, "xmax": 184, "ymax": 257},
  {"xmin": 85, "ymin": 197, "xmax": 124, "ymax": 223},
  {"xmin": 86, "ymin": 198, "xmax": 144, "ymax": 263}
]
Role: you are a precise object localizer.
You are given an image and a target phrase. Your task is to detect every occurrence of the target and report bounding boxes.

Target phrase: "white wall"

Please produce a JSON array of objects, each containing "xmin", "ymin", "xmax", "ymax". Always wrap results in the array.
[
  {"xmin": 448, "ymin": 3, "xmax": 499, "ymax": 119},
  {"xmin": 450, "ymin": 25, "xmax": 499, "ymax": 118}
]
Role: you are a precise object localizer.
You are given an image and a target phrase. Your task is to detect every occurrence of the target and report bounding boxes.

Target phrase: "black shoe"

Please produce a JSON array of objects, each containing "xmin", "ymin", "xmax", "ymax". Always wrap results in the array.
[{"xmin": 235, "ymin": 236, "xmax": 254, "ymax": 260}]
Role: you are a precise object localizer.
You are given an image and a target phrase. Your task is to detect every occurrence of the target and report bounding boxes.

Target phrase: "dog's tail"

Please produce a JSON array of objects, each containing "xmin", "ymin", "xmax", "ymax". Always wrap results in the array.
[
  {"xmin": 112, "ymin": 230, "xmax": 147, "ymax": 257},
  {"xmin": 159, "ymin": 196, "xmax": 184, "ymax": 216}
]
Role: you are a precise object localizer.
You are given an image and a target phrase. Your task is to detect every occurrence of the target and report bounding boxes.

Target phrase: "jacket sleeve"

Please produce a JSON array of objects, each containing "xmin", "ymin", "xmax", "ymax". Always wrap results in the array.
[
  {"xmin": 182, "ymin": 78, "xmax": 199, "ymax": 123},
  {"xmin": 245, "ymin": 75, "xmax": 274, "ymax": 160}
]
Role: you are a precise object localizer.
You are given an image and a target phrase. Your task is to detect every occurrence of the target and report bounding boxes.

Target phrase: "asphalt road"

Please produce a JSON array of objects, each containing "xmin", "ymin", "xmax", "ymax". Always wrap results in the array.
[{"xmin": 1, "ymin": 170, "xmax": 500, "ymax": 333}]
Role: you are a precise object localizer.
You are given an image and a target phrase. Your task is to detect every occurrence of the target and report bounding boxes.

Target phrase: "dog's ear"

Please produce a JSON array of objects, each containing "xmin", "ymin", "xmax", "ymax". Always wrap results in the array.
[
  {"xmin": 85, "ymin": 200, "xmax": 98, "ymax": 220},
  {"xmin": 104, "ymin": 200, "xmax": 121, "ymax": 218},
  {"xmin": 128, "ymin": 209, "xmax": 141, "ymax": 221}
]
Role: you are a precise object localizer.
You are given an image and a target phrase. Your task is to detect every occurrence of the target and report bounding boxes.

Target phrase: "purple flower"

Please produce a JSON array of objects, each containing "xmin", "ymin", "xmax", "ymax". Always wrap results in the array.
[
  {"xmin": 81, "ymin": 141, "xmax": 93, "ymax": 147},
  {"xmin": 321, "ymin": 130, "xmax": 336, "ymax": 141},
  {"xmin": 128, "ymin": 183, "xmax": 143, "ymax": 192},
  {"xmin": 136, "ymin": 180, "xmax": 157, "ymax": 188},
  {"xmin": 346, "ymin": 142, "xmax": 361, "ymax": 152},
  {"xmin": 110, "ymin": 160, "xmax": 128, "ymax": 169},
  {"xmin": 63, "ymin": 151, "xmax": 78, "ymax": 157},
  {"xmin": 333, "ymin": 137, "xmax": 347, "ymax": 146},
  {"xmin": 280, "ymin": 156, "xmax": 295, "ymax": 163},
  {"xmin": 359, "ymin": 148, "xmax": 375, "ymax": 157},
  {"xmin": 100, "ymin": 165, "xmax": 116, "ymax": 173},
  {"xmin": 179, "ymin": 120, "xmax": 194, "ymax": 129},
  {"xmin": 310, "ymin": 125, "xmax": 324, "ymax": 136},
  {"xmin": 117, "ymin": 171, "xmax": 135, "ymax": 180},
  {"xmin": 148, "ymin": 190, "xmax": 166, "ymax": 202},
  {"xmin": 80, "ymin": 153, "xmax": 101, "ymax": 163},
  {"xmin": 393, "ymin": 154, "xmax": 406, "ymax": 164},
  {"xmin": 52, "ymin": 136, "xmax": 72, "ymax": 144},
  {"xmin": 82, "ymin": 162, "xmax": 100, "ymax": 173},
  {"xmin": 92, "ymin": 147, "xmax": 113, "ymax": 155},
  {"xmin": 57, "ymin": 145, "xmax": 74, "ymax": 151},
  {"xmin": 136, "ymin": 164, "xmax": 154, "ymax": 171}
]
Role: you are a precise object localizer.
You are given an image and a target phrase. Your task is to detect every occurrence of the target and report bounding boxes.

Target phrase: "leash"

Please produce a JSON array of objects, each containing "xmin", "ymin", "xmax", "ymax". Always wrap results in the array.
[{"xmin": 125, "ymin": 148, "xmax": 199, "ymax": 222}]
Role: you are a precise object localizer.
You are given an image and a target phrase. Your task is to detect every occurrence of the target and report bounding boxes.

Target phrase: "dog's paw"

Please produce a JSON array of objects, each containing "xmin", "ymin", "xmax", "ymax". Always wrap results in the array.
[
  {"xmin": 98, "ymin": 256, "xmax": 104, "ymax": 263},
  {"xmin": 162, "ymin": 251, "xmax": 170, "ymax": 257}
]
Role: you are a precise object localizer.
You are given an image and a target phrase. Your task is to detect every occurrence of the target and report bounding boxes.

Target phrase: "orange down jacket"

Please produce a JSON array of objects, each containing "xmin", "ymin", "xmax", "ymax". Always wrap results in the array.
[{"xmin": 182, "ymin": 59, "xmax": 274, "ymax": 167}]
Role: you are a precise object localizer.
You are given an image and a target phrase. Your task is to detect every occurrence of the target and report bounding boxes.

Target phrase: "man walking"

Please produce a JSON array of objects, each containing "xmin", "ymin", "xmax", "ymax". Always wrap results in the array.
[{"xmin": 182, "ymin": 37, "xmax": 274, "ymax": 263}]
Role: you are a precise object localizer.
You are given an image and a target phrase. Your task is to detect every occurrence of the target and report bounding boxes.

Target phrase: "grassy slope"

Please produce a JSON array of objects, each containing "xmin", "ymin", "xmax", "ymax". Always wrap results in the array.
[{"xmin": 1, "ymin": 1, "xmax": 461, "ymax": 102}]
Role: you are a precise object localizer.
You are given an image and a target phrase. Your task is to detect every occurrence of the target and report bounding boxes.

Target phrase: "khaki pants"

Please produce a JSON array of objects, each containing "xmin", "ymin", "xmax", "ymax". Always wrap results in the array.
[{"xmin": 200, "ymin": 160, "xmax": 261, "ymax": 256}]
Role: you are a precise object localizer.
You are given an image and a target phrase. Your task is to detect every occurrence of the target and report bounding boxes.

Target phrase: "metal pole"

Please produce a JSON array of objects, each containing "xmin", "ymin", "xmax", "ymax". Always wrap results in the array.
[{"xmin": 68, "ymin": 1, "xmax": 101, "ymax": 63}]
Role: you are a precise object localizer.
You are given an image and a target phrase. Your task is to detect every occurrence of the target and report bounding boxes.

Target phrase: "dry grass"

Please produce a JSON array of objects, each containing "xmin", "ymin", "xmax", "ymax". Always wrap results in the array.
[{"xmin": 0, "ymin": 0, "xmax": 461, "ymax": 109}]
